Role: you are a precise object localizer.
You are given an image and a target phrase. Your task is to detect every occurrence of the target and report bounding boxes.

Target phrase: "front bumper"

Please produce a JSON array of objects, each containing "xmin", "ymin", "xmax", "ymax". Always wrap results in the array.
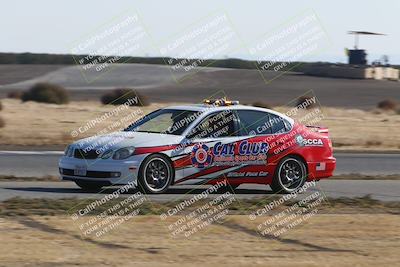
[{"xmin": 58, "ymin": 156, "xmax": 141, "ymax": 185}]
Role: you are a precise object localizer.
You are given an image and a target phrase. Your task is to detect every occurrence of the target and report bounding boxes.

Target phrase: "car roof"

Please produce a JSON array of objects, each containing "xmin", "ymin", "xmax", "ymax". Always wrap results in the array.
[{"xmin": 165, "ymin": 104, "xmax": 294, "ymax": 124}]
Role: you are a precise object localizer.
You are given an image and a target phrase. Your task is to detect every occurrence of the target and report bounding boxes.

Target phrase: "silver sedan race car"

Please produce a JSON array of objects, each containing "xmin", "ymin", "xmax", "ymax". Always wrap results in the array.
[{"xmin": 59, "ymin": 99, "xmax": 335, "ymax": 194}]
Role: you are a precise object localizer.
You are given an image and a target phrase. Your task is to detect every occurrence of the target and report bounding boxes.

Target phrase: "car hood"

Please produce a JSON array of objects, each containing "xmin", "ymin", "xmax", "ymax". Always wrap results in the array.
[{"xmin": 72, "ymin": 131, "xmax": 184, "ymax": 151}]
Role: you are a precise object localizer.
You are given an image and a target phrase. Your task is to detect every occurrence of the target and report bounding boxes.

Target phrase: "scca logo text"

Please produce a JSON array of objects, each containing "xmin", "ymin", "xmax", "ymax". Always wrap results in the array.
[{"xmin": 303, "ymin": 139, "xmax": 323, "ymax": 146}]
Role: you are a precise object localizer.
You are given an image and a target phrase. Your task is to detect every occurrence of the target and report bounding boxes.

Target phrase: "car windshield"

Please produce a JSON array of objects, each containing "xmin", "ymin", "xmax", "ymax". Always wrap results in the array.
[{"xmin": 124, "ymin": 109, "xmax": 200, "ymax": 135}]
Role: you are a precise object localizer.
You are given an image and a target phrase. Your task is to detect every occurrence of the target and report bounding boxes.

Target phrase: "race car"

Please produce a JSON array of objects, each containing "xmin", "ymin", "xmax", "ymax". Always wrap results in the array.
[{"xmin": 59, "ymin": 99, "xmax": 336, "ymax": 194}]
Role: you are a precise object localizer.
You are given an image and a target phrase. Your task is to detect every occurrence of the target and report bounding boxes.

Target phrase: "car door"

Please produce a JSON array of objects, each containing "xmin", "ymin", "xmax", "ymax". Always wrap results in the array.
[
  {"xmin": 181, "ymin": 109, "xmax": 241, "ymax": 184},
  {"xmin": 234, "ymin": 109, "xmax": 291, "ymax": 180}
]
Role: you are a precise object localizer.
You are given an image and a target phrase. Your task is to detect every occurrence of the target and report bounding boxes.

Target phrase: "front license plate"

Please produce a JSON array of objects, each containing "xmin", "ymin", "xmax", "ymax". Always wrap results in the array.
[{"xmin": 74, "ymin": 165, "xmax": 87, "ymax": 176}]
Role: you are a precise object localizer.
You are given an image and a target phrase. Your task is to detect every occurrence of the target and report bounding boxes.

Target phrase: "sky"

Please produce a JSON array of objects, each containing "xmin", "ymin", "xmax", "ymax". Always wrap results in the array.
[{"xmin": 1, "ymin": 0, "xmax": 399, "ymax": 63}]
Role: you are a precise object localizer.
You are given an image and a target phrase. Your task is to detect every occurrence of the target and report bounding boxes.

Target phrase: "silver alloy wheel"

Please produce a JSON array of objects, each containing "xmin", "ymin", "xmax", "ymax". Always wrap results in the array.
[
  {"xmin": 277, "ymin": 158, "xmax": 306, "ymax": 192},
  {"xmin": 143, "ymin": 158, "xmax": 171, "ymax": 192}
]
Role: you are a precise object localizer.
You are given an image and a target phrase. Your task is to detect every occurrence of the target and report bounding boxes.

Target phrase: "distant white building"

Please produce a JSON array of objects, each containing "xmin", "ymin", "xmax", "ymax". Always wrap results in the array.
[{"xmin": 302, "ymin": 65, "xmax": 399, "ymax": 81}]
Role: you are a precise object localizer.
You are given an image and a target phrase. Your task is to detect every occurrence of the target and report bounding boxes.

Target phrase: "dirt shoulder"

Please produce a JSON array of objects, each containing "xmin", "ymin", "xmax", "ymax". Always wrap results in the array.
[
  {"xmin": 0, "ymin": 213, "xmax": 398, "ymax": 267},
  {"xmin": 1, "ymin": 196, "xmax": 399, "ymax": 266},
  {"xmin": 0, "ymin": 99, "xmax": 399, "ymax": 151},
  {"xmin": 1, "ymin": 196, "xmax": 399, "ymax": 216}
]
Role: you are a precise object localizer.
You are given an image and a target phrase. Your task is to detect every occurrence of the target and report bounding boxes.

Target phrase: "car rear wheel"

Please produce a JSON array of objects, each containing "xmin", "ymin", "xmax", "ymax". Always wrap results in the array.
[
  {"xmin": 75, "ymin": 180, "xmax": 104, "ymax": 192},
  {"xmin": 271, "ymin": 156, "xmax": 307, "ymax": 194},
  {"xmin": 138, "ymin": 154, "xmax": 173, "ymax": 194}
]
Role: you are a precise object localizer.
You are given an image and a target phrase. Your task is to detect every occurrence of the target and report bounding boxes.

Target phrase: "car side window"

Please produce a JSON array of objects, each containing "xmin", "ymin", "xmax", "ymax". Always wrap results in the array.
[
  {"xmin": 187, "ymin": 110, "xmax": 236, "ymax": 139},
  {"xmin": 237, "ymin": 110, "xmax": 272, "ymax": 136},
  {"xmin": 237, "ymin": 110, "xmax": 291, "ymax": 136},
  {"xmin": 269, "ymin": 114, "xmax": 290, "ymax": 134}
]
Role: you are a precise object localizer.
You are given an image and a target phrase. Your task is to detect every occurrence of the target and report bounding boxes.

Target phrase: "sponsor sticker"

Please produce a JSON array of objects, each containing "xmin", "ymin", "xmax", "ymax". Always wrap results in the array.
[
  {"xmin": 295, "ymin": 135, "xmax": 323, "ymax": 147},
  {"xmin": 191, "ymin": 143, "xmax": 213, "ymax": 168},
  {"xmin": 226, "ymin": 171, "xmax": 269, "ymax": 177},
  {"xmin": 190, "ymin": 140, "xmax": 269, "ymax": 167}
]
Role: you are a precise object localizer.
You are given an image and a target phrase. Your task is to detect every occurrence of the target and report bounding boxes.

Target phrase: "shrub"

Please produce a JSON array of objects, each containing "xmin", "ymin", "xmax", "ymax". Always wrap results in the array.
[
  {"xmin": 296, "ymin": 96, "xmax": 317, "ymax": 109},
  {"xmin": 365, "ymin": 140, "xmax": 382, "ymax": 147},
  {"xmin": 0, "ymin": 116, "xmax": 4, "ymax": 128},
  {"xmin": 21, "ymin": 83, "xmax": 69, "ymax": 104},
  {"xmin": 100, "ymin": 89, "xmax": 149, "ymax": 106},
  {"xmin": 377, "ymin": 99, "xmax": 398, "ymax": 111},
  {"xmin": 7, "ymin": 91, "xmax": 23, "ymax": 99},
  {"xmin": 252, "ymin": 101, "xmax": 272, "ymax": 109}
]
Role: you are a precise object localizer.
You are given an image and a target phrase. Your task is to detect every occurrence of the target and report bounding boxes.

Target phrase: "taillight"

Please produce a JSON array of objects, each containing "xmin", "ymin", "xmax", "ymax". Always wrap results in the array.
[{"xmin": 328, "ymin": 138, "xmax": 332, "ymax": 149}]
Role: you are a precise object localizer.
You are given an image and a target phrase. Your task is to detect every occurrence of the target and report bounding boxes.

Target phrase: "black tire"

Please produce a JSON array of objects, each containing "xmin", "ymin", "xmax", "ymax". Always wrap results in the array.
[
  {"xmin": 138, "ymin": 154, "xmax": 174, "ymax": 194},
  {"xmin": 270, "ymin": 156, "xmax": 307, "ymax": 194},
  {"xmin": 75, "ymin": 180, "xmax": 104, "ymax": 192}
]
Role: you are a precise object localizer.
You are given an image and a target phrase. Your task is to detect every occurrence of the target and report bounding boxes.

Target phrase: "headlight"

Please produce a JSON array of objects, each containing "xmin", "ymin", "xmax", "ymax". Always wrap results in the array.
[
  {"xmin": 100, "ymin": 150, "xmax": 114, "ymax": 159},
  {"xmin": 112, "ymin": 147, "xmax": 135, "ymax": 160}
]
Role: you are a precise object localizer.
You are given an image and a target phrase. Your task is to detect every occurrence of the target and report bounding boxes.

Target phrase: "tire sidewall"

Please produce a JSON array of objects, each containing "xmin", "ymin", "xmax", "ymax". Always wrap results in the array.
[
  {"xmin": 272, "ymin": 156, "xmax": 307, "ymax": 194},
  {"xmin": 138, "ymin": 154, "xmax": 174, "ymax": 194}
]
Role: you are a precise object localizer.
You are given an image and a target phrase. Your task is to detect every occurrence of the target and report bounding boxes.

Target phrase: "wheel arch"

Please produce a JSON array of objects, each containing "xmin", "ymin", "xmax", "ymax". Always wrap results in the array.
[
  {"xmin": 138, "ymin": 152, "xmax": 176, "ymax": 184},
  {"xmin": 270, "ymin": 153, "xmax": 309, "ymax": 194},
  {"xmin": 274, "ymin": 153, "xmax": 309, "ymax": 177}
]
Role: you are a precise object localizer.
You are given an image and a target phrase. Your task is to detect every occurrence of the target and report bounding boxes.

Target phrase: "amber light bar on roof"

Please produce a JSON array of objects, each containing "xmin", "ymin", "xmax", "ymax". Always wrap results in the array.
[{"xmin": 203, "ymin": 98, "xmax": 239, "ymax": 106}]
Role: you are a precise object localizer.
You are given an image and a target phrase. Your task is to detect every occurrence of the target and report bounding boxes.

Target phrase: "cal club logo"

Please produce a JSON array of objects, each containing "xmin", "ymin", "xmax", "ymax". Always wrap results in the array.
[
  {"xmin": 191, "ymin": 143, "xmax": 213, "ymax": 168},
  {"xmin": 296, "ymin": 135, "xmax": 323, "ymax": 147},
  {"xmin": 190, "ymin": 140, "xmax": 269, "ymax": 168}
]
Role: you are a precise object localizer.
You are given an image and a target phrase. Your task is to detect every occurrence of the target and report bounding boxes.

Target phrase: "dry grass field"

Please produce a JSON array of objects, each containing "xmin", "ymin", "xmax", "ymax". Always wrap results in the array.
[
  {"xmin": 0, "ymin": 214, "xmax": 399, "ymax": 267},
  {"xmin": 0, "ymin": 99, "xmax": 399, "ymax": 151}
]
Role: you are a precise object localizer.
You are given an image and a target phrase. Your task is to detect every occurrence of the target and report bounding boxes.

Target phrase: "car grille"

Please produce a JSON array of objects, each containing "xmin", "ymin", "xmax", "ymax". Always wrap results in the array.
[{"xmin": 74, "ymin": 149, "xmax": 99, "ymax": 159}]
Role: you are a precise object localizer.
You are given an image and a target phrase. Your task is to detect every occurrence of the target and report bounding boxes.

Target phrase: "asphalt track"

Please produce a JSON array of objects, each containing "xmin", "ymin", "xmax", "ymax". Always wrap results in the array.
[
  {"xmin": 1, "ymin": 151, "xmax": 399, "ymax": 177},
  {"xmin": 0, "ymin": 151, "xmax": 399, "ymax": 202},
  {"xmin": 0, "ymin": 180, "xmax": 399, "ymax": 202}
]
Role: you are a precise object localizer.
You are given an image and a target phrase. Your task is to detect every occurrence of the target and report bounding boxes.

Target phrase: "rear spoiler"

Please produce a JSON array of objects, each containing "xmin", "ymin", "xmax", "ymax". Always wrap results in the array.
[{"xmin": 306, "ymin": 125, "xmax": 329, "ymax": 134}]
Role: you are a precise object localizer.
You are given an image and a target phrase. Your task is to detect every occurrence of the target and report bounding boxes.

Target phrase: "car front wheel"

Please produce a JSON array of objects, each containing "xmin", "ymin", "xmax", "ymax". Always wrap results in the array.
[
  {"xmin": 138, "ymin": 154, "xmax": 174, "ymax": 194},
  {"xmin": 270, "ymin": 156, "xmax": 307, "ymax": 194}
]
